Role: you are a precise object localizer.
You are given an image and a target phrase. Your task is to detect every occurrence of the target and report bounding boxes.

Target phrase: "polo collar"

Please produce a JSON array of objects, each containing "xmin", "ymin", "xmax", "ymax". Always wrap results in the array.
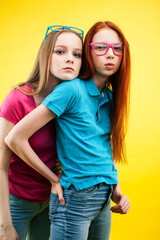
[
  {"xmin": 85, "ymin": 78, "xmax": 100, "ymax": 96},
  {"xmin": 85, "ymin": 78, "xmax": 112, "ymax": 102}
]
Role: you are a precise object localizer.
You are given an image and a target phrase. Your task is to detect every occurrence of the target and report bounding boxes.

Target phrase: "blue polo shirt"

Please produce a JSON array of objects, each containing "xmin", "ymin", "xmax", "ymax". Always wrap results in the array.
[{"xmin": 42, "ymin": 78, "xmax": 118, "ymax": 190}]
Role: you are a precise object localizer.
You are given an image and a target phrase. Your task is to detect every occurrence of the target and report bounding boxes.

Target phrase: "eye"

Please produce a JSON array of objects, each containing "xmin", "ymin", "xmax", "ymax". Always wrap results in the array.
[
  {"xmin": 113, "ymin": 44, "xmax": 123, "ymax": 52},
  {"xmin": 55, "ymin": 50, "xmax": 64, "ymax": 55},
  {"xmin": 94, "ymin": 44, "xmax": 107, "ymax": 51},
  {"xmin": 73, "ymin": 52, "xmax": 81, "ymax": 58}
]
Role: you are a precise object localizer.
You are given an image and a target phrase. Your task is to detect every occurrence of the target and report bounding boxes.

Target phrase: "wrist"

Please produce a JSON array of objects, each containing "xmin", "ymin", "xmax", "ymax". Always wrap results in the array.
[
  {"xmin": 0, "ymin": 216, "xmax": 13, "ymax": 227},
  {"xmin": 51, "ymin": 176, "xmax": 60, "ymax": 185},
  {"xmin": 0, "ymin": 222, "xmax": 13, "ymax": 230},
  {"xmin": 113, "ymin": 183, "xmax": 122, "ymax": 195}
]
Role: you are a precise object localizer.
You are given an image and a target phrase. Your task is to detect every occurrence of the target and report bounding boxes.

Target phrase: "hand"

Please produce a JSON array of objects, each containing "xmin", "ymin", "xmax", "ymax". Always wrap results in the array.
[
  {"xmin": 51, "ymin": 182, "xmax": 65, "ymax": 206},
  {"xmin": 111, "ymin": 186, "xmax": 130, "ymax": 214},
  {"xmin": 0, "ymin": 224, "xmax": 19, "ymax": 240}
]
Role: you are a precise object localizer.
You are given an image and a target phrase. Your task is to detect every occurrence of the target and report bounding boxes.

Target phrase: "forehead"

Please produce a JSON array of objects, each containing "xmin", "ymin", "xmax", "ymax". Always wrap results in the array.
[
  {"xmin": 92, "ymin": 28, "xmax": 121, "ymax": 43},
  {"xmin": 55, "ymin": 32, "xmax": 82, "ymax": 49}
]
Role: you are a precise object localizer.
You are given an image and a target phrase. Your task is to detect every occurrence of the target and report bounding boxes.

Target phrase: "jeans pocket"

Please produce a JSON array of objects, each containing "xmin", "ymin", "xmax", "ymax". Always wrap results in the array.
[
  {"xmin": 73, "ymin": 185, "xmax": 97, "ymax": 199},
  {"xmin": 105, "ymin": 184, "xmax": 113, "ymax": 207},
  {"xmin": 110, "ymin": 184, "xmax": 113, "ymax": 194},
  {"xmin": 49, "ymin": 192, "xmax": 59, "ymax": 218}
]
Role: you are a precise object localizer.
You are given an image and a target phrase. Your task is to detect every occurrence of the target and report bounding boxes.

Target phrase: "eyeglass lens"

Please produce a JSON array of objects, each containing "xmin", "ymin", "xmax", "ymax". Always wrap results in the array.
[
  {"xmin": 49, "ymin": 26, "xmax": 83, "ymax": 36},
  {"xmin": 93, "ymin": 43, "xmax": 123, "ymax": 56}
]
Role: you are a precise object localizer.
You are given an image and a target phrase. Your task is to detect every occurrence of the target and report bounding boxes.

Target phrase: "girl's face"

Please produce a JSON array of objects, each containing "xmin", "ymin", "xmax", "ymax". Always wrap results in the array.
[
  {"xmin": 90, "ymin": 28, "xmax": 123, "ymax": 81},
  {"xmin": 50, "ymin": 32, "xmax": 82, "ymax": 81}
]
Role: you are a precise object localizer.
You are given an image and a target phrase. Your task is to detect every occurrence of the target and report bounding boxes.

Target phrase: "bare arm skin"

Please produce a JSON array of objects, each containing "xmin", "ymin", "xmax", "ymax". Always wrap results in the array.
[
  {"xmin": 0, "ymin": 118, "xmax": 19, "ymax": 240},
  {"xmin": 5, "ymin": 104, "xmax": 65, "ymax": 205},
  {"xmin": 110, "ymin": 161, "xmax": 130, "ymax": 214}
]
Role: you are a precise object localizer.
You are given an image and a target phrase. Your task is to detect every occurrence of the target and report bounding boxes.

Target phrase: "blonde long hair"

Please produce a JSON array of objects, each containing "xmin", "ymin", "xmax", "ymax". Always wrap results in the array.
[{"xmin": 16, "ymin": 29, "xmax": 82, "ymax": 95}]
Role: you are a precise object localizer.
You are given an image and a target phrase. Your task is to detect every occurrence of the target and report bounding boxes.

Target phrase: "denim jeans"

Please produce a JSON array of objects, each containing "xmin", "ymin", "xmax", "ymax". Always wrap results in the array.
[
  {"xmin": 49, "ymin": 183, "xmax": 113, "ymax": 240},
  {"xmin": 10, "ymin": 193, "xmax": 50, "ymax": 240}
]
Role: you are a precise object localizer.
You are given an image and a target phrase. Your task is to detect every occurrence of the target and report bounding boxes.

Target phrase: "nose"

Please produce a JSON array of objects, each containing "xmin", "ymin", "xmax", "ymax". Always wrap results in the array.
[
  {"xmin": 65, "ymin": 52, "xmax": 74, "ymax": 63},
  {"xmin": 105, "ymin": 46, "xmax": 114, "ymax": 58}
]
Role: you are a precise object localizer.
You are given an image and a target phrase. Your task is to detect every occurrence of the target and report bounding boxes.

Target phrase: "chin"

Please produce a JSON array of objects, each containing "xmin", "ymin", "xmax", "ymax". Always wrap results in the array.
[
  {"xmin": 62, "ymin": 74, "xmax": 77, "ymax": 81},
  {"xmin": 61, "ymin": 77, "xmax": 75, "ymax": 81}
]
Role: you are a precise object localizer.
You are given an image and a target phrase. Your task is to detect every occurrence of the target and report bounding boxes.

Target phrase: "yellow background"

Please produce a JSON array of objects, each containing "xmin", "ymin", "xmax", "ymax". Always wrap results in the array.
[{"xmin": 0, "ymin": 0, "xmax": 160, "ymax": 239}]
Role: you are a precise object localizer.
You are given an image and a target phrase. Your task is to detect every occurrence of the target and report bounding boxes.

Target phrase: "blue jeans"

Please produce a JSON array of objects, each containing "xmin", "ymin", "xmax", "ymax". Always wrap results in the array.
[
  {"xmin": 10, "ymin": 193, "xmax": 50, "ymax": 240},
  {"xmin": 49, "ymin": 183, "xmax": 113, "ymax": 240}
]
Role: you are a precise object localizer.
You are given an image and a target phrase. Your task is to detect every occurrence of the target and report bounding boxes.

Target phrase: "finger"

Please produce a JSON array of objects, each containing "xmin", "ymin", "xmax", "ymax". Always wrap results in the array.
[
  {"xmin": 119, "ymin": 198, "xmax": 130, "ymax": 213},
  {"xmin": 122, "ymin": 201, "xmax": 130, "ymax": 213},
  {"xmin": 111, "ymin": 204, "xmax": 123, "ymax": 212},
  {"xmin": 116, "ymin": 196, "xmax": 129, "ymax": 210},
  {"xmin": 111, "ymin": 202, "xmax": 124, "ymax": 211},
  {"xmin": 111, "ymin": 202, "xmax": 130, "ymax": 214},
  {"xmin": 58, "ymin": 188, "xmax": 65, "ymax": 206},
  {"xmin": 111, "ymin": 208, "xmax": 123, "ymax": 213},
  {"xmin": 59, "ymin": 196, "xmax": 65, "ymax": 206},
  {"xmin": 111, "ymin": 205, "xmax": 127, "ymax": 214},
  {"xmin": 111, "ymin": 199, "xmax": 130, "ymax": 214},
  {"xmin": 111, "ymin": 196, "xmax": 126, "ymax": 210},
  {"xmin": 111, "ymin": 208, "xmax": 128, "ymax": 214}
]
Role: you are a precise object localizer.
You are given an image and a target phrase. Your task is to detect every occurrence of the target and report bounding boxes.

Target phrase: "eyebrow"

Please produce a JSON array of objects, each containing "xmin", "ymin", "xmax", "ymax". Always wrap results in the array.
[{"xmin": 54, "ymin": 45, "xmax": 82, "ymax": 51}]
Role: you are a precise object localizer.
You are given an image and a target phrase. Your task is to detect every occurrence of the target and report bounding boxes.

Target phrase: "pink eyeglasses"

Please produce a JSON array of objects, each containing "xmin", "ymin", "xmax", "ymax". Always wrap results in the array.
[{"xmin": 90, "ymin": 42, "xmax": 123, "ymax": 56}]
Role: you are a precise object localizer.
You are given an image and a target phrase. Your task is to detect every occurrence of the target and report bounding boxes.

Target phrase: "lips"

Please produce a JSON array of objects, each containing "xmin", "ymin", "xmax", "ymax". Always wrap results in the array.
[
  {"xmin": 105, "ymin": 63, "xmax": 114, "ymax": 69},
  {"xmin": 63, "ymin": 67, "xmax": 74, "ymax": 71}
]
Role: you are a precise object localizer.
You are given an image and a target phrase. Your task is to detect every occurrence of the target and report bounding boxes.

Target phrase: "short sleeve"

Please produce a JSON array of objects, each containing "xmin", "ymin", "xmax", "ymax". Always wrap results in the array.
[
  {"xmin": 42, "ymin": 80, "xmax": 79, "ymax": 117},
  {"xmin": 0, "ymin": 90, "xmax": 23, "ymax": 124}
]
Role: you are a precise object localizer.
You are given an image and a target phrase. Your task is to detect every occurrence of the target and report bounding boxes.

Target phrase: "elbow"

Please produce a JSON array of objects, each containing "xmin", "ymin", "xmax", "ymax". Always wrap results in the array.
[
  {"xmin": 5, "ymin": 132, "xmax": 19, "ymax": 152},
  {"xmin": 5, "ymin": 130, "xmax": 28, "ymax": 155}
]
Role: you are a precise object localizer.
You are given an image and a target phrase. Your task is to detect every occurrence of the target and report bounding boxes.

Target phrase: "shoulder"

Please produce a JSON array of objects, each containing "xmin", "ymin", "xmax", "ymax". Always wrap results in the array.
[
  {"xmin": 42, "ymin": 79, "xmax": 83, "ymax": 116},
  {"xmin": 56, "ymin": 78, "xmax": 82, "ymax": 91},
  {"xmin": 14, "ymin": 85, "xmax": 32, "ymax": 98},
  {"xmin": 4, "ymin": 85, "xmax": 32, "ymax": 100},
  {"xmin": 48, "ymin": 78, "xmax": 83, "ymax": 99},
  {"xmin": 0, "ymin": 86, "xmax": 34, "ymax": 124},
  {"xmin": 60, "ymin": 78, "xmax": 85, "ymax": 96},
  {"xmin": 0, "ymin": 89, "xmax": 22, "ymax": 124},
  {"xmin": 1, "ymin": 88, "xmax": 22, "ymax": 106},
  {"xmin": 71, "ymin": 78, "xmax": 85, "ymax": 88}
]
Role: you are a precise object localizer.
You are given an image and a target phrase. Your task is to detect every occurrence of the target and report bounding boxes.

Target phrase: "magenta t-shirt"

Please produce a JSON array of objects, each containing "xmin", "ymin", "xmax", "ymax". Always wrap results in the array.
[{"xmin": 0, "ymin": 86, "xmax": 57, "ymax": 202}]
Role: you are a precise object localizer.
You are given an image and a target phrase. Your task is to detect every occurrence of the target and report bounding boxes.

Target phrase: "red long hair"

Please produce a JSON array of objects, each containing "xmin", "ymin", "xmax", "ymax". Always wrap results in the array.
[{"xmin": 79, "ymin": 21, "xmax": 131, "ymax": 163}]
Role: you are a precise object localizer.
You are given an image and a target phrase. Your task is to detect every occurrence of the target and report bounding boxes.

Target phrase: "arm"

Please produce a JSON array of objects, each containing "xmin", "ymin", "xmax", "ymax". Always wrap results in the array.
[
  {"xmin": 0, "ymin": 118, "xmax": 19, "ymax": 240},
  {"xmin": 5, "ymin": 104, "xmax": 65, "ymax": 205},
  {"xmin": 110, "ymin": 161, "xmax": 130, "ymax": 214}
]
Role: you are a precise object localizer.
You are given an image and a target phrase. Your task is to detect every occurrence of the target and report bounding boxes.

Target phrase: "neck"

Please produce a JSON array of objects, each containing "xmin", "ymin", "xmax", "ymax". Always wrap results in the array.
[
  {"xmin": 41, "ymin": 75, "xmax": 62, "ymax": 98},
  {"xmin": 93, "ymin": 75, "xmax": 109, "ymax": 93},
  {"xmin": 34, "ymin": 76, "xmax": 62, "ymax": 106}
]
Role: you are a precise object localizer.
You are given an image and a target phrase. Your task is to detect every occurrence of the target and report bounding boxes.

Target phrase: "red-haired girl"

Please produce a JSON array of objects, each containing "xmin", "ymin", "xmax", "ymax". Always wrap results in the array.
[{"xmin": 5, "ymin": 21, "xmax": 131, "ymax": 240}]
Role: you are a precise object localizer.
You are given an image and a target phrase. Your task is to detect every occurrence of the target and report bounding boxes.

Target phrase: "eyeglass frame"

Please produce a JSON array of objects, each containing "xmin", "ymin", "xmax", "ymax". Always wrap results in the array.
[
  {"xmin": 90, "ymin": 42, "xmax": 123, "ymax": 56},
  {"xmin": 43, "ymin": 25, "xmax": 84, "ymax": 42}
]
